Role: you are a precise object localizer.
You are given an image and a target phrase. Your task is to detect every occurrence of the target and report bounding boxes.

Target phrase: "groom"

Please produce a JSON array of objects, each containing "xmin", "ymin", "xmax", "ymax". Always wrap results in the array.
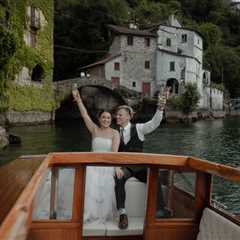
[{"xmin": 114, "ymin": 91, "xmax": 169, "ymax": 230}]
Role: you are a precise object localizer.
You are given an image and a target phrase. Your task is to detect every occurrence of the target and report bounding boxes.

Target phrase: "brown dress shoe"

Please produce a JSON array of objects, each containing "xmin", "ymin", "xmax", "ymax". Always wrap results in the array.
[{"xmin": 118, "ymin": 214, "xmax": 128, "ymax": 229}]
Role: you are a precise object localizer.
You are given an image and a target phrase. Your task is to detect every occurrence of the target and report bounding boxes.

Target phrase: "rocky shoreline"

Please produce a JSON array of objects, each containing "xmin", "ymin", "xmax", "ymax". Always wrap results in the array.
[
  {"xmin": 0, "ymin": 126, "xmax": 21, "ymax": 149},
  {"xmin": 0, "ymin": 127, "xmax": 9, "ymax": 149}
]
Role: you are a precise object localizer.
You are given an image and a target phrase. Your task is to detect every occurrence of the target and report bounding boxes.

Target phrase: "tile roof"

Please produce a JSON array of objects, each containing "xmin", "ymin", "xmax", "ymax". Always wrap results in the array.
[
  {"xmin": 108, "ymin": 24, "xmax": 157, "ymax": 37},
  {"xmin": 80, "ymin": 53, "xmax": 121, "ymax": 69}
]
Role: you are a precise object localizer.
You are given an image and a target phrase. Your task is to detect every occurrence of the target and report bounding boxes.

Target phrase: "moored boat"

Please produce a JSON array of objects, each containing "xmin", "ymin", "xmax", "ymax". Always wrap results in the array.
[{"xmin": 0, "ymin": 152, "xmax": 240, "ymax": 240}]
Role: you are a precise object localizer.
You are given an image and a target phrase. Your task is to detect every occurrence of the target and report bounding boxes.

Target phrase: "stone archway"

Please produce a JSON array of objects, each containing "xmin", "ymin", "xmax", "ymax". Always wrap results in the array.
[
  {"xmin": 31, "ymin": 64, "xmax": 44, "ymax": 82},
  {"xmin": 166, "ymin": 78, "xmax": 179, "ymax": 95},
  {"xmin": 55, "ymin": 85, "xmax": 126, "ymax": 121}
]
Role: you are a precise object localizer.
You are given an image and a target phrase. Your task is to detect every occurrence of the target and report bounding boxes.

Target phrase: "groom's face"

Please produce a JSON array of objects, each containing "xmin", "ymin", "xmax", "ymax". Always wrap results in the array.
[{"xmin": 116, "ymin": 109, "xmax": 131, "ymax": 127}]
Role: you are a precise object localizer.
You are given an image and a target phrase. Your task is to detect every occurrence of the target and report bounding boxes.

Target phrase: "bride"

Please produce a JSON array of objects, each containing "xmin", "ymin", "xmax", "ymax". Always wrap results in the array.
[{"xmin": 72, "ymin": 88, "xmax": 120, "ymax": 223}]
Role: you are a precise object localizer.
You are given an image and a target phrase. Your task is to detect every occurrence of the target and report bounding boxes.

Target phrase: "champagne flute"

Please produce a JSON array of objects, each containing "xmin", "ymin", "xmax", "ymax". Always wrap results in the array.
[{"xmin": 157, "ymin": 86, "xmax": 170, "ymax": 109}]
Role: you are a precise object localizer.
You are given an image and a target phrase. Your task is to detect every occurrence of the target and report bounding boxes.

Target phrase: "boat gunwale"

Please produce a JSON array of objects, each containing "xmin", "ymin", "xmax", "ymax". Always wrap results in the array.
[
  {"xmin": 1, "ymin": 152, "xmax": 240, "ymax": 240},
  {"xmin": 48, "ymin": 152, "xmax": 240, "ymax": 182}
]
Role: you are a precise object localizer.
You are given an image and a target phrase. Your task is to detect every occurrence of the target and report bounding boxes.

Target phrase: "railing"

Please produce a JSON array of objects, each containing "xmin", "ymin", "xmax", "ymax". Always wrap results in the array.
[{"xmin": 0, "ymin": 152, "xmax": 240, "ymax": 240}]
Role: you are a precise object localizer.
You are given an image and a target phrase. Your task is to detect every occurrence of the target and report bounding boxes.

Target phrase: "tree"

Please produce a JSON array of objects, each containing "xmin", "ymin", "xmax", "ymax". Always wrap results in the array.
[
  {"xmin": 179, "ymin": 83, "xmax": 200, "ymax": 114},
  {"xmin": 199, "ymin": 22, "xmax": 222, "ymax": 49},
  {"xmin": 54, "ymin": 0, "xmax": 129, "ymax": 80}
]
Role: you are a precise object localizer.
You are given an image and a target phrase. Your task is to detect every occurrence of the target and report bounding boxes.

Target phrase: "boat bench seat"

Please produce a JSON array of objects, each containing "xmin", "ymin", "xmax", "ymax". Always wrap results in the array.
[
  {"xmin": 83, "ymin": 217, "xmax": 144, "ymax": 236},
  {"xmin": 83, "ymin": 177, "xmax": 146, "ymax": 236},
  {"xmin": 196, "ymin": 208, "xmax": 240, "ymax": 240}
]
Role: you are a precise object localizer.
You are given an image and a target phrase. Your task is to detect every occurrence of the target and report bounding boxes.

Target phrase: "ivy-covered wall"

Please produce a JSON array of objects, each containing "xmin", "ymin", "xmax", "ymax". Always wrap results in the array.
[{"xmin": 0, "ymin": 0, "xmax": 55, "ymax": 112}]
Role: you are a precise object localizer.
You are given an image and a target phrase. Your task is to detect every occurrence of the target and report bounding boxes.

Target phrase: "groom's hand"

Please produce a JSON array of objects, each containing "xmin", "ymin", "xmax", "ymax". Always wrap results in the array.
[{"xmin": 115, "ymin": 167, "xmax": 124, "ymax": 179}]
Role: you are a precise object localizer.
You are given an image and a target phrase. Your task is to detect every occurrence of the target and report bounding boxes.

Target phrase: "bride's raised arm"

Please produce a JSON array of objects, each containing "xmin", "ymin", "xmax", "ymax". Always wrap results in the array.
[{"xmin": 72, "ymin": 89, "xmax": 97, "ymax": 134}]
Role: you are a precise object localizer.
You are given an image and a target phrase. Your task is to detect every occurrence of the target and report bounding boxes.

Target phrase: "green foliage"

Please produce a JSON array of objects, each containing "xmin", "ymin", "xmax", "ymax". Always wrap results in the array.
[
  {"xmin": 199, "ymin": 22, "xmax": 222, "ymax": 49},
  {"xmin": 54, "ymin": 0, "xmax": 129, "ymax": 80},
  {"xmin": 8, "ymin": 83, "xmax": 56, "ymax": 111},
  {"xmin": 168, "ymin": 83, "xmax": 200, "ymax": 114},
  {"xmin": 180, "ymin": 83, "xmax": 200, "ymax": 113},
  {"xmin": 211, "ymin": 83, "xmax": 224, "ymax": 92},
  {"xmin": 220, "ymin": 47, "xmax": 240, "ymax": 98},
  {"xmin": 167, "ymin": 95, "xmax": 182, "ymax": 111},
  {"xmin": 0, "ymin": 0, "xmax": 55, "ymax": 112},
  {"xmin": 134, "ymin": 0, "xmax": 170, "ymax": 26},
  {"xmin": 0, "ymin": 28, "xmax": 16, "ymax": 66},
  {"xmin": 0, "ymin": 26, "xmax": 17, "ymax": 111}
]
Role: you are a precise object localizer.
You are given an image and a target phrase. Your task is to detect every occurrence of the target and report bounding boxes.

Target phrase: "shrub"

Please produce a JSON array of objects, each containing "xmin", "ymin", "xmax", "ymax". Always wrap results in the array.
[{"xmin": 168, "ymin": 83, "xmax": 200, "ymax": 114}]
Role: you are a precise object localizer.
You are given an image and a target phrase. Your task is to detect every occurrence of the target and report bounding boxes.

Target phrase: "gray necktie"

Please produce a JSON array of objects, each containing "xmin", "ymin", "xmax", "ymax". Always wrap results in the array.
[{"xmin": 120, "ymin": 127, "xmax": 124, "ymax": 142}]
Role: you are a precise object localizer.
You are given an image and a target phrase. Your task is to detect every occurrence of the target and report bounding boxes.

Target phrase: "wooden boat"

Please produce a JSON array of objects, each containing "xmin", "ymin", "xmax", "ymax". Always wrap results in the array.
[{"xmin": 0, "ymin": 152, "xmax": 240, "ymax": 240}]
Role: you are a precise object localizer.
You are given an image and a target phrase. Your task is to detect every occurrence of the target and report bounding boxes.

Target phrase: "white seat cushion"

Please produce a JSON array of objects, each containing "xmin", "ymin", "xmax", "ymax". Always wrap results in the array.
[
  {"xmin": 125, "ymin": 177, "xmax": 147, "ymax": 217},
  {"xmin": 83, "ymin": 221, "xmax": 106, "ymax": 236},
  {"xmin": 197, "ymin": 208, "xmax": 240, "ymax": 240}
]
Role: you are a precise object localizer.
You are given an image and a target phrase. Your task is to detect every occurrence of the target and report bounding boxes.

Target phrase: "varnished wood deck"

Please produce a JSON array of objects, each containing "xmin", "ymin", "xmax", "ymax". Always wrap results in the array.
[{"xmin": 0, "ymin": 155, "xmax": 45, "ymax": 225}]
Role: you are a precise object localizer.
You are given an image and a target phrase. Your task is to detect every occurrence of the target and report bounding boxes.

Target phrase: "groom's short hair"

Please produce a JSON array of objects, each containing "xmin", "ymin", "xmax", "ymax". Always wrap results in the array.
[{"xmin": 117, "ymin": 105, "xmax": 134, "ymax": 118}]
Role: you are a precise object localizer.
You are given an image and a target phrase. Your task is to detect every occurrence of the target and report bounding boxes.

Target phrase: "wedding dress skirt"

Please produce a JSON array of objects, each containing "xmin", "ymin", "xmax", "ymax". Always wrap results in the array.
[{"xmin": 84, "ymin": 137, "xmax": 117, "ymax": 223}]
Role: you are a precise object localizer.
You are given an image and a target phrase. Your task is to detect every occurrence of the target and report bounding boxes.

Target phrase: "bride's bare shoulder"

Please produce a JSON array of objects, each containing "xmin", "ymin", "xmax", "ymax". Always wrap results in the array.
[{"xmin": 111, "ymin": 128, "xmax": 120, "ymax": 136}]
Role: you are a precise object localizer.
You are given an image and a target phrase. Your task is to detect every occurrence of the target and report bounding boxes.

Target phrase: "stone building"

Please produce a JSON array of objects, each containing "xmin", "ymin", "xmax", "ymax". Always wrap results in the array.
[
  {"xmin": 155, "ymin": 15, "xmax": 214, "ymax": 109},
  {"xmin": 231, "ymin": 0, "xmax": 240, "ymax": 10},
  {"xmin": 0, "ymin": 1, "xmax": 55, "ymax": 125},
  {"xmin": 81, "ymin": 24, "xmax": 157, "ymax": 97},
  {"xmin": 81, "ymin": 16, "xmax": 223, "ymax": 111}
]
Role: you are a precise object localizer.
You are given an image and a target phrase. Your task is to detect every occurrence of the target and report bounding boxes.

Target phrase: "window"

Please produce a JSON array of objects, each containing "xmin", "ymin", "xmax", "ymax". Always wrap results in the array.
[
  {"xmin": 170, "ymin": 62, "xmax": 175, "ymax": 71},
  {"xmin": 114, "ymin": 62, "xmax": 120, "ymax": 71},
  {"xmin": 145, "ymin": 61, "xmax": 150, "ymax": 69},
  {"xmin": 32, "ymin": 168, "xmax": 75, "ymax": 220},
  {"xmin": 30, "ymin": 6, "xmax": 40, "ymax": 30},
  {"xmin": 182, "ymin": 34, "xmax": 187, "ymax": 43},
  {"xmin": 132, "ymin": 82, "xmax": 136, "ymax": 87},
  {"xmin": 127, "ymin": 35, "xmax": 133, "ymax": 45},
  {"xmin": 166, "ymin": 38, "xmax": 171, "ymax": 47},
  {"xmin": 156, "ymin": 169, "xmax": 197, "ymax": 219},
  {"xmin": 32, "ymin": 64, "xmax": 44, "ymax": 82},
  {"xmin": 181, "ymin": 68, "xmax": 185, "ymax": 80},
  {"xmin": 30, "ymin": 30, "xmax": 37, "ymax": 48},
  {"xmin": 145, "ymin": 37, "xmax": 150, "ymax": 47}
]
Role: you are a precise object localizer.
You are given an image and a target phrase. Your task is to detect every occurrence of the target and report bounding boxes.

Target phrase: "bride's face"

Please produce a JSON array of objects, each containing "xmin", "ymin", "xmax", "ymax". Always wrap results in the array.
[{"xmin": 98, "ymin": 112, "xmax": 112, "ymax": 128}]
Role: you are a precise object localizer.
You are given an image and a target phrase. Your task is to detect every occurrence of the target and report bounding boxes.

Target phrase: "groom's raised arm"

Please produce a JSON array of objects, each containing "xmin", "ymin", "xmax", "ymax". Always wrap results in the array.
[{"xmin": 136, "ymin": 109, "xmax": 163, "ymax": 137}]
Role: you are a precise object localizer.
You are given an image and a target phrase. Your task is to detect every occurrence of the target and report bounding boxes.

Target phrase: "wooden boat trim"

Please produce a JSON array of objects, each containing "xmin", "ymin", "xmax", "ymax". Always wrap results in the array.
[
  {"xmin": 0, "ymin": 155, "xmax": 50, "ymax": 240},
  {"xmin": 1, "ymin": 152, "xmax": 240, "ymax": 240},
  {"xmin": 49, "ymin": 152, "xmax": 188, "ymax": 167},
  {"xmin": 48, "ymin": 152, "xmax": 240, "ymax": 182},
  {"xmin": 30, "ymin": 222, "xmax": 82, "ymax": 229},
  {"xmin": 187, "ymin": 157, "xmax": 240, "ymax": 182}
]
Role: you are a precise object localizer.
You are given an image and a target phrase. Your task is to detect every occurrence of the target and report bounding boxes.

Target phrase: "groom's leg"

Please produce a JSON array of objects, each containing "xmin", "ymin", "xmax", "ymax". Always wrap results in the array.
[
  {"xmin": 114, "ymin": 167, "xmax": 132, "ymax": 210},
  {"xmin": 133, "ymin": 167, "xmax": 147, "ymax": 183}
]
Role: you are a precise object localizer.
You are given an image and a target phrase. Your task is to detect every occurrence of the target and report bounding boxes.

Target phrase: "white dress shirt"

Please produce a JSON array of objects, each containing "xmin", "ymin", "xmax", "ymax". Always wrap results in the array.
[{"xmin": 120, "ymin": 110, "xmax": 163, "ymax": 144}]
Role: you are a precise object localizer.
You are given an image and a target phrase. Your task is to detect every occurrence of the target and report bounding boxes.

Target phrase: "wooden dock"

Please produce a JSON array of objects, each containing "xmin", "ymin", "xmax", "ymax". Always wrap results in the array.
[{"xmin": 0, "ymin": 155, "xmax": 45, "ymax": 225}]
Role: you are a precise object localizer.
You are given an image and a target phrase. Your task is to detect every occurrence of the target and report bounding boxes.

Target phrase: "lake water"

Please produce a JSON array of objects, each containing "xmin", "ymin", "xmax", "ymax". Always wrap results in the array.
[{"xmin": 1, "ymin": 117, "xmax": 240, "ymax": 214}]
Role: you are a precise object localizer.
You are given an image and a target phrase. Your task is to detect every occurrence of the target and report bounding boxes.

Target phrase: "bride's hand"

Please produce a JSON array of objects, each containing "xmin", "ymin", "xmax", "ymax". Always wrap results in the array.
[
  {"xmin": 72, "ymin": 89, "xmax": 81, "ymax": 102},
  {"xmin": 115, "ymin": 167, "xmax": 124, "ymax": 179}
]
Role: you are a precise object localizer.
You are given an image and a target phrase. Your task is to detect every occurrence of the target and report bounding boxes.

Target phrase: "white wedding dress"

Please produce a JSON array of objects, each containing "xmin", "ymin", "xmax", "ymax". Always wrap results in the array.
[{"xmin": 84, "ymin": 137, "xmax": 117, "ymax": 223}]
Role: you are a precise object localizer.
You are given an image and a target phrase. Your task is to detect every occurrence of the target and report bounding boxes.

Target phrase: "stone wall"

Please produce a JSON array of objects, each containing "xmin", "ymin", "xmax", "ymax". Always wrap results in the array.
[
  {"xmin": 157, "ymin": 25, "xmax": 203, "ymax": 63},
  {"xmin": 201, "ymin": 87, "xmax": 223, "ymax": 110},
  {"xmin": 5, "ymin": 111, "xmax": 54, "ymax": 125},
  {"xmin": 211, "ymin": 88, "xmax": 223, "ymax": 110},
  {"xmin": 120, "ymin": 35, "xmax": 156, "ymax": 96}
]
